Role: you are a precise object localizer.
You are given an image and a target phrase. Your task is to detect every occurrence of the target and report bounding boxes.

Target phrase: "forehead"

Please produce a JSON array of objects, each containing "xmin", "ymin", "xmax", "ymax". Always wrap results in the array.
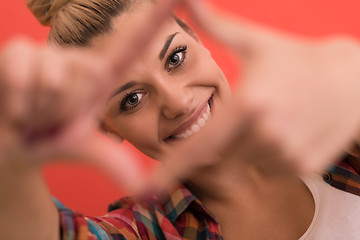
[{"xmin": 91, "ymin": 1, "xmax": 184, "ymax": 53}]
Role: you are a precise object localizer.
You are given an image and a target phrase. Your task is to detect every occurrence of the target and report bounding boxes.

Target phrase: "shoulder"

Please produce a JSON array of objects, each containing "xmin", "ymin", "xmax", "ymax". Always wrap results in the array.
[
  {"xmin": 300, "ymin": 175, "xmax": 360, "ymax": 240},
  {"xmin": 323, "ymin": 152, "xmax": 360, "ymax": 197}
]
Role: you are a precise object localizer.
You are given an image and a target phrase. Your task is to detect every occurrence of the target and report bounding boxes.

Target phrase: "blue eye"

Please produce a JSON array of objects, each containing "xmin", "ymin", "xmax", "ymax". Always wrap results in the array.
[
  {"xmin": 166, "ymin": 45, "xmax": 187, "ymax": 71},
  {"xmin": 120, "ymin": 91, "xmax": 146, "ymax": 111}
]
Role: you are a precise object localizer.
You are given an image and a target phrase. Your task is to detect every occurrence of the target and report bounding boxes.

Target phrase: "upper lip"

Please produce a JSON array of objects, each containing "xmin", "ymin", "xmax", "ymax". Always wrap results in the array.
[{"xmin": 168, "ymin": 97, "xmax": 210, "ymax": 137}]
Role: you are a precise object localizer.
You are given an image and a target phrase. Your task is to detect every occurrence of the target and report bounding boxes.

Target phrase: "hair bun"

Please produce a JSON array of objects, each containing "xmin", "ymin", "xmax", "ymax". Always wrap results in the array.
[{"xmin": 26, "ymin": 0, "xmax": 72, "ymax": 26}]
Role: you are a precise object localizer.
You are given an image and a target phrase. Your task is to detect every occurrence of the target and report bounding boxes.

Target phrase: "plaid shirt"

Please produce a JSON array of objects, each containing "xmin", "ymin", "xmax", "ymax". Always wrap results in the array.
[
  {"xmin": 55, "ymin": 186, "xmax": 222, "ymax": 240},
  {"xmin": 56, "ymin": 153, "xmax": 360, "ymax": 240},
  {"xmin": 323, "ymin": 151, "xmax": 360, "ymax": 197}
]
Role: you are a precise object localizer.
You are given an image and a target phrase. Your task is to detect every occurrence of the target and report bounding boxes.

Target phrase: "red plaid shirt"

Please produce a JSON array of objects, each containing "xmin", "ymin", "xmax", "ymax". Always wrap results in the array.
[
  {"xmin": 55, "ymin": 185, "xmax": 222, "ymax": 240},
  {"xmin": 56, "ymin": 152, "xmax": 360, "ymax": 240},
  {"xmin": 322, "ymin": 148, "xmax": 360, "ymax": 196}
]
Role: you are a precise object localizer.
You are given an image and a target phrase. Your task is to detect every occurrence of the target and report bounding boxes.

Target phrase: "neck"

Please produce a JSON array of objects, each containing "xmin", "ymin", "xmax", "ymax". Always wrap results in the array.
[
  {"xmin": 186, "ymin": 152, "xmax": 297, "ymax": 204},
  {"xmin": 186, "ymin": 160, "xmax": 314, "ymax": 240}
]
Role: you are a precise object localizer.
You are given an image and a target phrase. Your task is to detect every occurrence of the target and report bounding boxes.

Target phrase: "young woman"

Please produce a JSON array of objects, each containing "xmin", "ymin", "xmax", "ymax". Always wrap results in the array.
[{"xmin": 1, "ymin": 0, "xmax": 360, "ymax": 239}]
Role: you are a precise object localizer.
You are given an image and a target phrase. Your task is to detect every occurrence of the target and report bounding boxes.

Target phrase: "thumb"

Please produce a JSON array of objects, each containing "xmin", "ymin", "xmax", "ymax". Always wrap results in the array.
[
  {"xmin": 74, "ymin": 131, "xmax": 143, "ymax": 192},
  {"xmin": 183, "ymin": 0, "xmax": 273, "ymax": 59},
  {"xmin": 139, "ymin": 102, "xmax": 247, "ymax": 199},
  {"xmin": 106, "ymin": 0, "xmax": 182, "ymax": 78}
]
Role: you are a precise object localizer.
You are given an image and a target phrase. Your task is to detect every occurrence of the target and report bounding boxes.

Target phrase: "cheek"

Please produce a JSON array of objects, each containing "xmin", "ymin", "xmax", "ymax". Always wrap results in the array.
[
  {"xmin": 107, "ymin": 113, "xmax": 162, "ymax": 157},
  {"xmin": 191, "ymin": 48, "xmax": 230, "ymax": 92},
  {"xmin": 119, "ymin": 117, "xmax": 152, "ymax": 142}
]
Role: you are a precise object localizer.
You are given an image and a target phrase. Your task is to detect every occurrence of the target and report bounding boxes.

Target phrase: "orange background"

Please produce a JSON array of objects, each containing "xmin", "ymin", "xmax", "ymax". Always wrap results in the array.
[{"xmin": 1, "ymin": 0, "xmax": 360, "ymax": 217}]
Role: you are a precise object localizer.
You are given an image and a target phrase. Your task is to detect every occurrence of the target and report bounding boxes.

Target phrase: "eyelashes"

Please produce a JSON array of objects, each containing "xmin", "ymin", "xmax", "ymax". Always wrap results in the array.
[
  {"xmin": 119, "ymin": 45, "xmax": 188, "ymax": 113},
  {"xmin": 120, "ymin": 91, "xmax": 146, "ymax": 111},
  {"xmin": 165, "ymin": 45, "xmax": 187, "ymax": 72}
]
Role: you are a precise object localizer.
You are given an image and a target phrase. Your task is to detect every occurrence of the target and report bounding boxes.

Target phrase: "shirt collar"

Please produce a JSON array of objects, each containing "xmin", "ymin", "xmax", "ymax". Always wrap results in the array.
[
  {"xmin": 108, "ymin": 185, "xmax": 218, "ymax": 224},
  {"xmin": 163, "ymin": 184, "xmax": 216, "ymax": 224}
]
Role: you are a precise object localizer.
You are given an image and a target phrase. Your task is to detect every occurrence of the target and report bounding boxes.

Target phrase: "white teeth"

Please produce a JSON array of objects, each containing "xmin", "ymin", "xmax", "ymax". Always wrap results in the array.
[
  {"xmin": 198, "ymin": 118, "xmax": 206, "ymax": 127},
  {"xmin": 203, "ymin": 103, "xmax": 210, "ymax": 120},
  {"xmin": 174, "ymin": 103, "xmax": 211, "ymax": 139},
  {"xmin": 191, "ymin": 124, "xmax": 200, "ymax": 133}
]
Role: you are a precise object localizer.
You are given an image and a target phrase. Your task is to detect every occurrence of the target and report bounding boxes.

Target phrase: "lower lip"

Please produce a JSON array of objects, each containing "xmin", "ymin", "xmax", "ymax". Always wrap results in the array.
[{"xmin": 165, "ymin": 95, "xmax": 214, "ymax": 143}]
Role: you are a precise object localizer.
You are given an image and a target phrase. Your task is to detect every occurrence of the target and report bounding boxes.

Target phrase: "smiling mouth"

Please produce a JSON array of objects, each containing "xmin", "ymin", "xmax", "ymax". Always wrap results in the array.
[{"xmin": 165, "ymin": 96, "xmax": 213, "ymax": 142}]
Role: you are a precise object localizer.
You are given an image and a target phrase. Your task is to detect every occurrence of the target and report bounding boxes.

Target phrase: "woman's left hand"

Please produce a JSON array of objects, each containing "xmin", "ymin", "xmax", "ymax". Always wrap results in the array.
[{"xmin": 145, "ymin": 0, "xmax": 360, "ymax": 194}]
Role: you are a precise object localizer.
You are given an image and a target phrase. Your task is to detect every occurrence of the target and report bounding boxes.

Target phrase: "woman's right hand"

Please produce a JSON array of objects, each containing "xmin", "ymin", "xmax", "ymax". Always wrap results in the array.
[
  {"xmin": 0, "ymin": 0, "xmax": 183, "ymax": 190},
  {"xmin": 0, "ymin": 39, "xmax": 143, "ymax": 189}
]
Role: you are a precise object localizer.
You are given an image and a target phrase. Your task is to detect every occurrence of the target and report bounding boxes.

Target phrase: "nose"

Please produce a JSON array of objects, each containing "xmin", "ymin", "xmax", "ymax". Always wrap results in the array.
[{"xmin": 159, "ymin": 84, "xmax": 193, "ymax": 120}]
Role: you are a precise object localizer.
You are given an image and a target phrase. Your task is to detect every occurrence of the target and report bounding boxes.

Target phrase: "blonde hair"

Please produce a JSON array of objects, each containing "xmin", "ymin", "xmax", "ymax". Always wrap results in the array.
[
  {"xmin": 27, "ymin": 0, "xmax": 196, "ymax": 47},
  {"xmin": 26, "ymin": 0, "xmax": 131, "ymax": 46}
]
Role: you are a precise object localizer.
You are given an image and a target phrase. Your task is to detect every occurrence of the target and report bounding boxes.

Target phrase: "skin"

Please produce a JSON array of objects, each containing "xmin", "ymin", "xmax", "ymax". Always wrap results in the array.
[
  {"xmin": 164, "ymin": 0, "xmax": 360, "ymax": 174},
  {"xmin": 0, "ymin": 2, "xmax": 183, "ymax": 239},
  {"xmin": 92, "ymin": 2, "xmax": 315, "ymax": 239},
  {"xmin": 95, "ymin": 2, "xmax": 231, "ymax": 159},
  {"xmin": 153, "ymin": 0, "xmax": 360, "ymax": 198},
  {"xmin": 2, "ymin": 0, "xmax": 360, "ymax": 239}
]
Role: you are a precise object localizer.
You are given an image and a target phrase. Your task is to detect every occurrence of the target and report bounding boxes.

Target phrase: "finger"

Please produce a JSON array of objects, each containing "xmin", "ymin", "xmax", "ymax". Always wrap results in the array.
[
  {"xmin": 79, "ymin": 131, "xmax": 143, "ymax": 191},
  {"xmin": 0, "ymin": 39, "xmax": 37, "ymax": 122},
  {"xmin": 106, "ymin": 0, "xmax": 183, "ymax": 78},
  {"xmin": 33, "ymin": 111, "xmax": 143, "ymax": 190},
  {"xmin": 182, "ymin": 0, "xmax": 271, "ymax": 58},
  {"xmin": 141, "ymin": 101, "xmax": 247, "ymax": 197},
  {"xmin": 25, "ymin": 48, "xmax": 68, "ymax": 131},
  {"xmin": 22, "ymin": 50, "xmax": 106, "ymax": 143},
  {"xmin": 50, "ymin": 0, "xmax": 185, "ymax": 116},
  {"xmin": 298, "ymin": 119, "xmax": 358, "ymax": 173}
]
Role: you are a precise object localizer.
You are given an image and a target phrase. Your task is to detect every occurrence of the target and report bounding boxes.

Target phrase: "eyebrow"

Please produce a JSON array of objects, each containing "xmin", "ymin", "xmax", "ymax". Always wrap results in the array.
[
  {"xmin": 159, "ymin": 32, "xmax": 179, "ymax": 60},
  {"xmin": 108, "ymin": 81, "xmax": 137, "ymax": 101},
  {"xmin": 108, "ymin": 33, "xmax": 179, "ymax": 102}
]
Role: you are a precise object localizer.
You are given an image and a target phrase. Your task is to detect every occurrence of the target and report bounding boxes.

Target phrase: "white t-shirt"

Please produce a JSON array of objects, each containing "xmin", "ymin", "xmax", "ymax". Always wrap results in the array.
[{"xmin": 299, "ymin": 175, "xmax": 360, "ymax": 239}]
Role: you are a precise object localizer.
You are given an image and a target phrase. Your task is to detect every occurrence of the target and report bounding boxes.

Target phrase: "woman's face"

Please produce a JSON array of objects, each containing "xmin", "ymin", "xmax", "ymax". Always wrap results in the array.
[{"xmin": 95, "ymin": 2, "xmax": 231, "ymax": 159}]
